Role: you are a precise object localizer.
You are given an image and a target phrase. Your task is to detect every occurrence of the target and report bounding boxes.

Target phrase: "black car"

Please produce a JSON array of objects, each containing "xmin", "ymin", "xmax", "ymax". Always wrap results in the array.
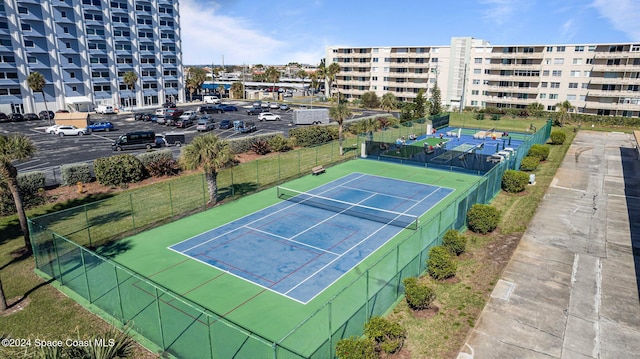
[
  {"xmin": 24, "ymin": 113, "xmax": 39, "ymax": 121},
  {"xmin": 163, "ymin": 101, "xmax": 176, "ymax": 108},
  {"xmin": 218, "ymin": 119, "xmax": 233, "ymax": 129},
  {"xmin": 0, "ymin": 112, "xmax": 8, "ymax": 122},
  {"xmin": 175, "ymin": 118, "xmax": 194, "ymax": 128},
  {"xmin": 134, "ymin": 113, "xmax": 146, "ymax": 121},
  {"xmin": 9, "ymin": 113, "xmax": 24, "ymax": 122},
  {"xmin": 39, "ymin": 110, "xmax": 55, "ymax": 121},
  {"xmin": 246, "ymin": 107, "xmax": 264, "ymax": 115},
  {"xmin": 198, "ymin": 105, "xmax": 224, "ymax": 114}
]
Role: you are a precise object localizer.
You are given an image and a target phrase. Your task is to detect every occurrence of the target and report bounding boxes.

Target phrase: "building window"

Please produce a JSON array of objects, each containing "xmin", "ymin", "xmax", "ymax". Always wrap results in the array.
[
  {"xmin": 546, "ymin": 46, "xmax": 553, "ymax": 52},
  {"xmin": 552, "ymin": 70, "xmax": 562, "ymax": 77},
  {"xmin": 567, "ymin": 94, "xmax": 576, "ymax": 101},
  {"xmin": 557, "ymin": 46, "xmax": 565, "ymax": 52},
  {"xmin": 61, "ymin": 10, "xmax": 66, "ymax": 17},
  {"xmin": 21, "ymin": 24, "xmax": 31, "ymax": 31},
  {"xmin": 583, "ymin": 71, "xmax": 590, "ymax": 77},
  {"xmin": 570, "ymin": 70, "xmax": 580, "ymax": 77},
  {"xmin": 27, "ymin": 56, "xmax": 36, "ymax": 64},
  {"xmin": 539, "ymin": 94, "xmax": 547, "ymax": 99},
  {"xmin": 549, "ymin": 94, "xmax": 558, "ymax": 99},
  {"xmin": 541, "ymin": 82, "xmax": 548, "ymax": 88},
  {"xmin": 431, "ymin": 58, "xmax": 438, "ymax": 63},
  {"xmin": 472, "ymin": 79, "xmax": 480, "ymax": 85},
  {"xmin": 70, "ymin": 72, "xmax": 75, "ymax": 78},
  {"xmin": 568, "ymin": 82, "xmax": 578, "ymax": 88},
  {"xmin": 573, "ymin": 58, "xmax": 583, "ymax": 65},
  {"xmin": 473, "ymin": 69, "xmax": 481, "ymax": 74},
  {"xmin": 551, "ymin": 82, "xmax": 560, "ymax": 88},
  {"xmin": 543, "ymin": 70, "xmax": 550, "ymax": 76},
  {"xmin": 63, "ymin": 27, "xmax": 69, "ymax": 33},
  {"xmin": 68, "ymin": 58, "xmax": 73, "ymax": 63},
  {"xmin": 18, "ymin": 7, "xmax": 28, "ymax": 14},
  {"xmin": 554, "ymin": 58, "xmax": 564, "ymax": 64},
  {"xmin": 24, "ymin": 40, "xmax": 34, "ymax": 47},
  {"xmin": 474, "ymin": 58, "xmax": 482, "ymax": 64},
  {"xmin": 72, "ymin": 86, "xmax": 77, "ymax": 92},
  {"xmin": 471, "ymin": 100, "xmax": 477, "ymax": 106},
  {"xmin": 575, "ymin": 46, "xmax": 584, "ymax": 52}
]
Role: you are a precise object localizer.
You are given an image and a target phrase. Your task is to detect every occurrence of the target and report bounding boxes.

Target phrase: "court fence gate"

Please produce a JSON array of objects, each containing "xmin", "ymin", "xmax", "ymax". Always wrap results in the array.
[{"xmin": 28, "ymin": 120, "xmax": 551, "ymax": 358}]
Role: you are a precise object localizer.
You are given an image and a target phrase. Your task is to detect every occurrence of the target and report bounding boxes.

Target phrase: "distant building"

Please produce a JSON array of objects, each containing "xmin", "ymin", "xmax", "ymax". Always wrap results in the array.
[
  {"xmin": 0, "ymin": 0, "xmax": 184, "ymax": 114},
  {"xmin": 327, "ymin": 37, "xmax": 640, "ymax": 117}
]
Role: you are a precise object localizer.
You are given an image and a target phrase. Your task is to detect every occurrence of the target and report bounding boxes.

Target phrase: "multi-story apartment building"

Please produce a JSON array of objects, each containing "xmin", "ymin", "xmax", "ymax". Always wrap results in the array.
[
  {"xmin": 328, "ymin": 37, "xmax": 640, "ymax": 118},
  {"xmin": 0, "ymin": 0, "xmax": 183, "ymax": 114}
]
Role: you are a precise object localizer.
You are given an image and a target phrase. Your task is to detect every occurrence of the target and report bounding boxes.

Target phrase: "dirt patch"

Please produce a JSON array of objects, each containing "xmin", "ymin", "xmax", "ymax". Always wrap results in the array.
[{"xmin": 0, "ymin": 297, "xmax": 30, "ymax": 317}]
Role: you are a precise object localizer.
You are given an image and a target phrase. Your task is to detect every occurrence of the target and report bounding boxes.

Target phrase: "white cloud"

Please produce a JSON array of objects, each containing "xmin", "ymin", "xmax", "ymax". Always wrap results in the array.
[
  {"xmin": 479, "ymin": 0, "xmax": 518, "ymax": 25},
  {"xmin": 560, "ymin": 19, "xmax": 576, "ymax": 40},
  {"xmin": 591, "ymin": 0, "xmax": 640, "ymax": 40}
]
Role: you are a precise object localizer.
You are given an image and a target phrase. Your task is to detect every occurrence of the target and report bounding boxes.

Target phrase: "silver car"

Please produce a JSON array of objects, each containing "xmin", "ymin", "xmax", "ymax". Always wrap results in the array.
[{"xmin": 196, "ymin": 117, "xmax": 215, "ymax": 132}]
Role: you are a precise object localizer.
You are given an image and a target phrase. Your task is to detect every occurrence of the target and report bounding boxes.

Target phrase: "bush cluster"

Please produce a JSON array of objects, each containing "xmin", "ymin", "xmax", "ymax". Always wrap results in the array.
[
  {"xmin": 227, "ymin": 133, "xmax": 281, "ymax": 154},
  {"xmin": 94, "ymin": 154, "xmax": 145, "ymax": 187},
  {"xmin": 136, "ymin": 150, "xmax": 179, "ymax": 177},
  {"xmin": 267, "ymin": 134, "xmax": 293, "ymax": 152},
  {"xmin": 527, "ymin": 144, "xmax": 550, "ymax": 161},
  {"xmin": 0, "ymin": 171, "xmax": 46, "ymax": 215},
  {"xmin": 491, "ymin": 114, "xmax": 501, "ymax": 121},
  {"xmin": 61, "ymin": 163, "xmax": 92, "ymax": 186},
  {"xmin": 501, "ymin": 170, "xmax": 529, "ymax": 193},
  {"xmin": 550, "ymin": 130, "xmax": 566, "ymax": 145},
  {"xmin": 427, "ymin": 246, "xmax": 458, "ymax": 280},
  {"xmin": 519, "ymin": 156, "xmax": 540, "ymax": 171},
  {"xmin": 335, "ymin": 336, "xmax": 377, "ymax": 359},
  {"xmin": 403, "ymin": 277, "xmax": 436, "ymax": 310},
  {"xmin": 364, "ymin": 316, "xmax": 406, "ymax": 354},
  {"xmin": 466, "ymin": 204, "xmax": 500, "ymax": 234},
  {"xmin": 288, "ymin": 125, "xmax": 338, "ymax": 147},
  {"xmin": 442, "ymin": 229, "xmax": 467, "ymax": 256}
]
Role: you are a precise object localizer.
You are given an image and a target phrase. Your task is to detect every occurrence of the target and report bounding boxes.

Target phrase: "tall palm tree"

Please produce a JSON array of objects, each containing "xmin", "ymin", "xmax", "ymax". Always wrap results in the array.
[
  {"xmin": 329, "ymin": 103, "xmax": 352, "ymax": 156},
  {"xmin": 359, "ymin": 117, "xmax": 379, "ymax": 141},
  {"xmin": 527, "ymin": 102, "xmax": 544, "ymax": 117},
  {"xmin": 326, "ymin": 62, "xmax": 341, "ymax": 99},
  {"xmin": 296, "ymin": 69, "xmax": 308, "ymax": 95},
  {"xmin": 264, "ymin": 66, "xmax": 280, "ymax": 101},
  {"xmin": 0, "ymin": 134, "xmax": 37, "ymax": 255},
  {"xmin": 180, "ymin": 134, "xmax": 234, "ymax": 205},
  {"xmin": 380, "ymin": 92, "xmax": 398, "ymax": 113},
  {"xmin": 123, "ymin": 71, "xmax": 138, "ymax": 110},
  {"xmin": 555, "ymin": 100, "xmax": 574, "ymax": 127},
  {"xmin": 230, "ymin": 81, "xmax": 244, "ymax": 99},
  {"xmin": 217, "ymin": 84, "xmax": 225, "ymax": 99},
  {"xmin": 186, "ymin": 75, "xmax": 198, "ymax": 102},
  {"xmin": 27, "ymin": 72, "xmax": 51, "ymax": 124},
  {"xmin": 189, "ymin": 67, "xmax": 207, "ymax": 98}
]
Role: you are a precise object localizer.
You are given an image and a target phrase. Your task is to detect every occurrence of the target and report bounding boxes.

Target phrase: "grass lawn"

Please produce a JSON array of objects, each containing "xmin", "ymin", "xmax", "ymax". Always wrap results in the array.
[{"xmin": 1, "ymin": 117, "xmax": 627, "ymax": 358}]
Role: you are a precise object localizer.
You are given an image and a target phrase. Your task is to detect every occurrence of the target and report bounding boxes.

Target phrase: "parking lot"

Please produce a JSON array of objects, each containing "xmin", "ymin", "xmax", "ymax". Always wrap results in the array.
[{"xmin": 0, "ymin": 100, "xmax": 384, "ymax": 185}]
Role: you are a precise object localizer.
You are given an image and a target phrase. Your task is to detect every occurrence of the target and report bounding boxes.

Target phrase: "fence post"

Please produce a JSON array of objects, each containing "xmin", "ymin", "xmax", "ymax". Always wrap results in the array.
[
  {"xmin": 201, "ymin": 174, "xmax": 207, "ymax": 208},
  {"xmin": 84, "ymin": 205, "xmax": 92, "ymax": 247},
  {"xmin": 114, "ymin": 266, "xmax": 125, "ymax": 322},
  {"xmin": 154, "ymin": 288, "xmax": 166, "ymax": 351},
  {"xmin": 168, "ymin": 182, "xmax": 174, "ymax": 217},
  {"xmin": 328, "ymin": 301, "xmax": 333, "ymax": 359},
  {"xmin": 80, "ymin": 249, "xmax": 92, "ymax": 303},
  {"xmin": 129, "ymin": 193, "xmax": 136, "ymax": 231},
  {"xmin": 256, "ymin": 159, "xmax": 260, "ymax": 186},
  {"xmin": 278, "ymin": 154, "xmax": 281, "ymax": 183},
  {"xmin": 298, "ymin": 151, "xmax": 301, "ymax": 175}
]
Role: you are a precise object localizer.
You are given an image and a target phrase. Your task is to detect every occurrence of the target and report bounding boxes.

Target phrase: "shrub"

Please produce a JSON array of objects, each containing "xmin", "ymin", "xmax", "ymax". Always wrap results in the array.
[
  {"xmin": 136, "ymin": 149, "xmax": 174, "ymax": 168},
  {"xmin": 288, "ymin": 125, "xmax": 338, "ymax": 147},
  {"xmin": 364, "ymin": 316, "xmax": 406, "ymax": 354},
  {"xmin": 550, "ymin": 130, "xmax": 566, "ymax": 145},
  {"xmin": 94, "ymin": 154, "xmax": 146, "ymax": 187},
  {"xmin": 403, "ymin": 277, "xmax": 436, "ymax": 310},
  {"xmin": 501, "ymin": 170, "xmax": 529, "ymax": 193},
  {"xmin": 146, "ymin": 157, "xmax": 180, "ymax": 177},
  {"xmin": 491, "ymin": 114, "xmax": 501, "ymax": 121},
  {"xmin": 61, "ymin": 163, "xmax": 92, "ymax": 186},
  {"xmin": 519, "ymin": 156, "xmax": 540, "ymax": 171},
  {"xmin": 527, "ymin": 144, "xmax": 550, "ymax": 161},
  {"xmin": 442, "ymin": 229, "xmax": 467, "ymax": 256},
  {"xmin": 0, "ymin": 171, "xmax": 46, "ymax": 215},
  {"xmin": 427, "ymin": 246, "xmax": 458, "ymax": 280},
  {"xmin": 335, "ymin": 336, "xmax": 377, "ymax": 359},
  {"xmin": 466, "ymin": 204, "xmax": 500, "ymax": 234},
  {"xmin": 251, "ymin": 140, "xmax": 271, "ymax": 155},
  {"xmin": 475, "ymin": 112, "xmax": 485, "ymax": 120},
  {"xmin": 268, "ymin": 134, "xmax": 293, "ymax": 152},
  {"xmin": 227, "ymin": 133, "xmax": 281, "ymax": 154}
]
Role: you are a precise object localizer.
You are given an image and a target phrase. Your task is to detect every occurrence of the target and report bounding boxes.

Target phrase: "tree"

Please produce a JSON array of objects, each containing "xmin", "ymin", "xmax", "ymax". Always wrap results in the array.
[
  {"xmin": 123, "ymin": 71, "xmax": 138, "ymax": 109},
  {"xmin": 27, "ymin": 72, "xmax": 51, "ymax": 124},
  {"xmin": 180, "ymin": 134, "xmax": 234, "ymax": 205},
  {"xmin": 264, "ymin": 66, "xmax": 280, "ymax": 101},
  {"xmin": 527, "ymin": 102, "xmax": 544, "ymax": 117},
  {"xmin": 414, "ymin": 89, "xmax": 427, "ymax": 119},
  {"xmin": 360, "ymin": 91, "xmax": 380, "ymax": 109},
  {"xmin": 359, "ymin": 117, "xmax": 378, "ymax": 141},
  {"xmin": 296, "ymin": 69, "xmax": 308, "ymax": 95},
  {"xmin": 217, "ymin": 84, "xmax": 225, "ymax": 99},
  {"xmin": 0, "ymin": 277, "xmax": 6, "ymax": 311},
  {"xmin": 310, "ymin": 72, "xmax": 319, "ymax": 94},
  {"xmin": 329, "ymin": 103, "xmax": 352, "ymax": 156},
  {"xmin": 0, "ymin": 134, "xmax": 37, "ymax": 255},
  {"xmin": 555, "ymin": 100, "xmax": 574, "ymax": 127},
  {"xmin": 230, "ymin": 81, "xmax": 244, "ymax": 99},
  {"xmin": 315, "ymin": 61, "xmax": 326, "ymax": 94},
  {"xmin": 189, "ymin": 67, "xmax": 207, "ymax": 97},
  {"xmin": 185, "ymin": 75, "xmax": 198, "ymax": 102},
  {"xmin": 380, "ymin": 92, "xmax": 397, "ymax": 113},
  {"xmin": 430, "ymin": 83, "xmax": 443, "ymax": 115},
  {"xmin": 326, "ymin": 62, "xmax": 340, "ymax": 98}
]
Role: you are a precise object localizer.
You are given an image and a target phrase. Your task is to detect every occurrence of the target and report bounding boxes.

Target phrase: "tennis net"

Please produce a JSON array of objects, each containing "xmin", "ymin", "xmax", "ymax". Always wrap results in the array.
[{"xmin": 277, "ymin": 186, "xmax": 418, "ymax": 230}]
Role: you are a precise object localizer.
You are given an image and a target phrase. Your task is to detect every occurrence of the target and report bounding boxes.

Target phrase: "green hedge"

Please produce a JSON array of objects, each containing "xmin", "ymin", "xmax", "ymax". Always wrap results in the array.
[
  {"xmin": 136, "ymin": 149, "xmax": 174, "ymax": 167},
  {"xmin": 0, "ymin": 171, "xmax": 46, "ymax": 215},
  {"xmin": 61, "ymin": 163, "xmax": 92, "ymax": 186},
  {"xmin": 550, "ymin": 130, "xmax": 566, "ymax": 145},
  {"xmin": 335, "ymin": 336, "xmax": 377, "ymax": 359},
  {"xmin": 289, "ymin": 126, "xmax": 338, "ymax": 147},
  {"xmin": 442, "ymin": 229, "xmax": 466, "ymax": 256},
  {"xmin": 502, "ymin": 170, "xmax": 529, "ymax": 193},
  {"xmin": 427, "ymin": 246, "xmax": 457, "ymax": 280},
  {"xmin": 403, "ymin": 277, "xmax": 436, "ymax": 310},
  {"xmin": 466, "ymin": 204, "xmax": 500, "ymax": 234},
  {"xmin": 228, "ymin": 133, "xmax": 282, "ymax": 154},
  {"xmin": 527, "ymin": 144, "xmax": 550, "ymax": 160},
  {"xmin": 94, "ymin": 154, "xmax": 146, "ymax": 187},
  {"xmin": 364, "ymin": 316, "xmax": 406, "ymax": 354},
  {"xmin": 519, "ymin": 156, "xmax": 540, "ymax": 171}
]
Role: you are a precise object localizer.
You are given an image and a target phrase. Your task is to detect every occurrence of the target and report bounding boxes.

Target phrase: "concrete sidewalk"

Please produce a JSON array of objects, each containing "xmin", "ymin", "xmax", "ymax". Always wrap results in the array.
[{"xmin": 460, "ymin": 130, "xmax": 640, "ymax": 358}]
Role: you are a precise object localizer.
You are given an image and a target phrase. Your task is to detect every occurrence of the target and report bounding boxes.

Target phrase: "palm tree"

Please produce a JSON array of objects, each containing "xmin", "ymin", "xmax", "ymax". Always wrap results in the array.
[
  {"xmin": 217, "ymin": 84, "xmax": 225, "ymax": 99},
  {"xmin": 27, "ymin": 72, "xmax": 51, "ymax": 125},
  {"xmin": 230, "ymin": 81, "xmax": 244, "ymax": 99},
  {"xmin": 189, "ymin": 67, "xmax": 207, "ymax": 98},
  {"xmin": 527, "ymin": 102, "xmax": 544, "ymax": 117},
  {"xmin": 186, "ymin": 75, "xmax": 198, "ymax": 102},
  {"xmin": 329, "ymin": 103, "xmax": 352, "ymax": 156},
  {"xmin": 264, "ymin": 66, "xmax": 280, "ymax": 101},
  {"xmin": 296, "ymin": 69, "xmax": 308, "ymax": 95},
  {"xmin": 380, "ymin": 92, "xmax": 398, "ymax": 113},
  {"xmin": 555, "ymin": 100, "xmax": 574, "ymax": 127},
  {"xmin": 123, "ymin": 71, "xmax": 138, "ymax": 110},
  {"xmin": 0, "ymin": 134, "xmax": 37, "ymax": 255},
  {"xmin": 360, "ymin": 117, "xmax": 379, "ymax": 141},
  {"xmin": 180, "ymin": 134, "xmax": 234, "ymax": 205},
  {"xmin": 326, "ymin": 62, "xmax": 340, "ymax": 99}
]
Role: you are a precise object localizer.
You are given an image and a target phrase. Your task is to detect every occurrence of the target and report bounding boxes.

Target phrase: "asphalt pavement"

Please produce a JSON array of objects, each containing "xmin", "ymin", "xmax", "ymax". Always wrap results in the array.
[{"xmin": 459, "ymin": 130, "xmax": 640, "ymax": 358}]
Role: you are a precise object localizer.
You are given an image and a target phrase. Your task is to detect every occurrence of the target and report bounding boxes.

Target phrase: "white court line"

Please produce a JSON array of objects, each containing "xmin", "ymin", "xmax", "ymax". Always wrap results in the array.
[
  {"xmin": 340, "ymin": 184, "xmax": 421, "ymax": 203},
  {"xmin": 244, "ymin": 225, "xmax": 340, "ymax": 256}
]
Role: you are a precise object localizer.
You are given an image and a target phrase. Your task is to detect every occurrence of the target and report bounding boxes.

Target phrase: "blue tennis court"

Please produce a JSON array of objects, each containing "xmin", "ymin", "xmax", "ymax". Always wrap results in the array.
[{"xmin": 169, "ymin": 173, "xmax": 453, "ymax": 303}]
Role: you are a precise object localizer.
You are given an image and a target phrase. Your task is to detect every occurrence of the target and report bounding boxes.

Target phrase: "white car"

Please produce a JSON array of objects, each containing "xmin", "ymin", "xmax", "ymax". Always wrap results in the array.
[
  {"xmin": 45, "ymin": 124, "xmax": 60, "ymax": 134},
  {"xmin": 54, "ymin": 125, "xmax": 89, "ymax": 137},
  {"xmin": 269, "ymin": 102, "xmax": 280, "ymax": 109},
  {"xmin": 258, "ymin": 112, "xmax": 281, "ymax": 121},
  {"xmin": 180, "ymin": 111, "xmax": 197, "ymax": 121}
]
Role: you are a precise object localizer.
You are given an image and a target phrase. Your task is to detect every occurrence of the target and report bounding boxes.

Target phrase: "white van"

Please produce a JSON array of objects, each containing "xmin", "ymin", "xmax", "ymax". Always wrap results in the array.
[
  {"xmin": 203, "ymin": 95, "xmax": 221, "ymax": 104},
  {"xmin": 96, "ymin": 105, "xmax": 115, "ymax": 114}
]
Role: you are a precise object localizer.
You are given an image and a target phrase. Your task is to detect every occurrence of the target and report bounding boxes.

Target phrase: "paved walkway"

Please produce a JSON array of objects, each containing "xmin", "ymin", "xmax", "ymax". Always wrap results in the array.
[{"xmin": 460, "ymin": 130, "xmax": 640, "ymax": 358}]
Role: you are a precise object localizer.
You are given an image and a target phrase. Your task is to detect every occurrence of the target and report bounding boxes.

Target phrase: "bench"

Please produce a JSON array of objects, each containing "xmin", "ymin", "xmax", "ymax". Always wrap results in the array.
[{"xmin": 312, "ymin": 165, "xmax": 325, "ymax": 175}]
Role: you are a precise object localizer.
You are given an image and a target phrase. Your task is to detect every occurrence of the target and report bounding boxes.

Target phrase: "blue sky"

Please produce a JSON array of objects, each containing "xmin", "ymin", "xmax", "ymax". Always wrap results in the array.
[{"xmin": 180, "ymin": 0, "xmax": 640, "ymax": 66}]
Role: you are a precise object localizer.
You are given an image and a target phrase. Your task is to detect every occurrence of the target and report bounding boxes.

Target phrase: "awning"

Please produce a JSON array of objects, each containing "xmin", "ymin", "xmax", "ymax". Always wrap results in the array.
[{"xmin": 65, "ymin": 96, "xmax": 93, "ymax": 104}]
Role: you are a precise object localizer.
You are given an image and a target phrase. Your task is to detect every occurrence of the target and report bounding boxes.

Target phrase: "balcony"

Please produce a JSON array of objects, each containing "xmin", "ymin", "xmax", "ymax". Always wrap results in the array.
[
  {"xmin": 489, "ymin": 64, "xmax": 541, "ymax": 71},
  {"xmin": 593, "ymin": 52, "xmax": 632, "ymax": 59},
  {"xmin": 491, "ymin": 51, "xmax": 544, "ymax": 59},
  {"xmin": 587, "ymin": 90, "xmax": 640, "ymax": 98}
]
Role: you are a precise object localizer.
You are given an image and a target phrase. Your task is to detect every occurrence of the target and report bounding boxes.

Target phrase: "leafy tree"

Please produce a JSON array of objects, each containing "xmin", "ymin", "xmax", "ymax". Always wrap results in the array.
[
  {"xmin": 329, "ymin": 103, "xmax": 352, "ymax": 156},
  {"xmin": 430, "ymin": 82, "xmax": 443, "ymax": 115},
  {"xmin": 180, "ymin": 134, "xmax": 234, "ymax": 205},
  {"xmin": 252, "ymin": 72, "xmax": 266, "ymax": 82},
  {"xmin": 527, "ymin": 102, "xmax": 545, "ymax": 117},
  {"xmin": 217, "ymin": 84, "xmax": 225, "ymax": 99},
  {"xmin": 380, "ymin": 92, "xmax": 397, "ymax": 113},
  {"xmin": 316, "ymin": 60, "xmax": 326, "ymax": 94},
  {"xmin": 359, "ymin": 117, "xmax": 378, "ymax": 140},
  {"xmin": 230, "ymin": 81, "xmax": 244, "ymax": 99},
  {"xmin": 123, "ymin": 71, "xmax": 138, "ymax": 109},
  {"xmin": 555, "ymin": 100, "xmax": 574, "ymax": 127},
  {"xmin": 309, "ymin": 72, "xmax": 320, "ymax": 94},
  {"xmin": 360, "ymin": 91, "xmax": 380, "ymax": 109},
  {"xmin": 0, "ymin": 134, "xmax": 37, "ymax": 255},
  {"xmin": 185, "ymin": 75, "xmax": 199, "ymax": 102},
  {"xmin": 326, "ymin": 62, "xmax": 340, "ymax": 98},
  {"xmin": 414, "ymin": 89, "xmax": 427, "ymax": 119},
  {"xmin": 400, "ymin": 102, "xmax": 415, "ymax": 122},
  {"xmin": 27, "ymin": 72, "xmax": 52, "ymax": 124},
  {"xmin": 264, "ymin": 66, "xmax": 280, "ymax": 101},
  {"xmin": 296, "ymin": 69, "xmax": 308, "ymax": 95},
  {"xmin": 189, "ymin": 67, "xmax": 207, "ymax": 96}
]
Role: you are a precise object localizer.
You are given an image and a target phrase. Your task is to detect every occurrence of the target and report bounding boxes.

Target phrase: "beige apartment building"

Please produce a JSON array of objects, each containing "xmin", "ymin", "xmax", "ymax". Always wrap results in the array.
[{"xmin": 327, "ymin": 37, "xmax": 640, "ymax": 117}]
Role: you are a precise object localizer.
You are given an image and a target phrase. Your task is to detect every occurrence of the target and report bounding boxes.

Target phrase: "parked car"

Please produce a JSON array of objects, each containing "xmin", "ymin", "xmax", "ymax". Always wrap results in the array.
[
  {"xmin": 196, "ymin": 117, "xmax": 215, "ymax": 132},
  {"xmin": 163, "ymin": 115, "xmax": 177, "ymax": 126},
  {"xmin": 24, "ymin": 113, "xmax": 39, "ymax": 121},
  {"xmin": 163, "ymin": 101, "xmax": 176, "ymax": 108},
  {"xmin": 134, "ymin": 113, "xmax": 147, "ymax": 121},
  {"xmin": 258, "ymin": 112, "xmax": 281, "ymax": 121},
  {"xmin": 45, "ymin": 124, "xmax": 60, "ymax": 134},
  {"xmin": 269, "ymin": 102, "xmax": 280, "ymax": 109},
  {"xmin": 218, "ymin": 119, "xmax": 233, "ymax": 129},
  {"xmin": 147, "ymin": 114, "xmax": 160, "ymax": 123},
  {"xmin": 261, "ymin": 102, "xmax": 270, "ymax": 109},
  {"xmin": 54, "ymin": 125, "xmax": 89, "ymax": 137},
  {"xmin": 87, "ymin": 121, "xmax": 114, "ymax": 132},
  {"xmin": 279, "ymin": 104, "xmax": 290, "ymax": 111},
  {"xmin": 9, "ymin": 113, "xmax": 24, "ymax": 122},
  {"xmin": 180, "ymin": 111, "xmax": 198, "ymax": 121},
  {"xmin": 39, "ymin": 110, "xmax": 55, "ymax": 121},
  {"xmin": 165, "ymin": 108, "xmax": 183, "ymax": 119},
  {"xmin": 0, "ymin": 113, "xmax": 8, "ymax": 122},
  {"xmin": 246, "ymin": 107, "xmax": 264, "ymax": 115},
  {"xmin": 197, "ymin": 105, "xmax": 224, "ymax": 114},
  {"xmin": 219, "ymin": 104, "xmax": 238, "ymax": 112},
  {"xmin": 175, "ymin": 118, "xmax": 194, "ymax": 128}
]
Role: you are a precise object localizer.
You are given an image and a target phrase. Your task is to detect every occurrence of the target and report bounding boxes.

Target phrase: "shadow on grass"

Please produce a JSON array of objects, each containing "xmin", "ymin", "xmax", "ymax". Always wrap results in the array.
[
  {"xmin": 47, "ymin": 193, "xmax": 116, "ymax": 214},
  {"xmin": 0, "ymin": 247, "xmax": 32, "ymax": 271},
  {"xmin": 217, "ymin": 182, "xmax": 259, "ymax": 202},
  {"xmin": 92, "ymin": 239, "xmax": 134, "ymax": 260},
  {"xmin": 7, "ymin": 277, "xmax": 54, "ymax": 309}
]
